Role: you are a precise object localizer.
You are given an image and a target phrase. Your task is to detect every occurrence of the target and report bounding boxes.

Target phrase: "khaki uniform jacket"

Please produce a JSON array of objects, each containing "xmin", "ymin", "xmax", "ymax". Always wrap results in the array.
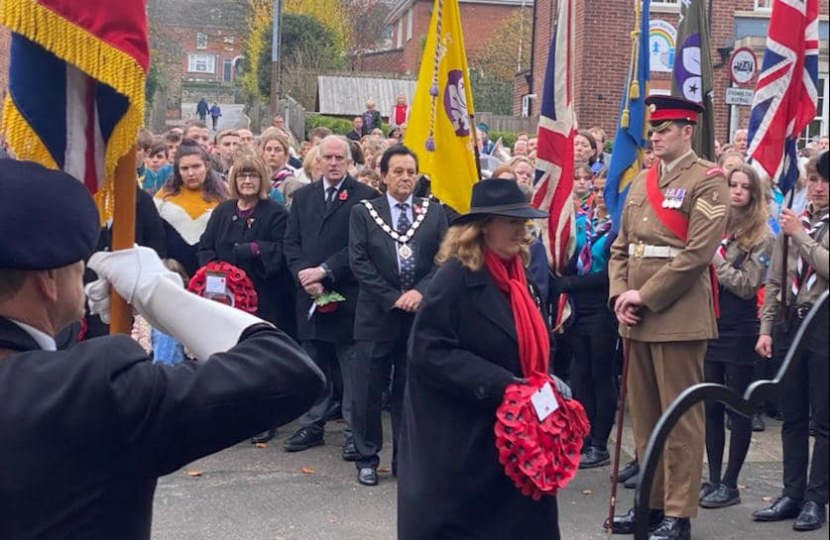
[
  {"xmin": 713, "ymin": 233, "xmax": 775, "ymax": 300},
  {"xmin": 608, "ymin": 152, "xmax": 729, "ymax": 342},
  {"xmin": 759, "ymin": 204, "xmax": 829, "ymax": 335}
]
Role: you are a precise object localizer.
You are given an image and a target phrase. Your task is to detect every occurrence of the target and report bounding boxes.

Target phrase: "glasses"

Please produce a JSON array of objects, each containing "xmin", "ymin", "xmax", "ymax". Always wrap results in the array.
[
  {"xmin": 238, "ymin": 172, "xmax": 261, "ymax": 180},
  {"xmin": 320, "ymin": 154, "xmax": 346, "ymax": 162}
]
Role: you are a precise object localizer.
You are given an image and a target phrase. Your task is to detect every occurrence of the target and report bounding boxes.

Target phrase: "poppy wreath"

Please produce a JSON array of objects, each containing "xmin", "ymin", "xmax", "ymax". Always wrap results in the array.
[
  {"xmin": 494, "ymin": 374, "xmax": 591, "ymax": 501},
  {"xmin": 187, "ymin": 261, "xmax": 258, "ymax": 314}
]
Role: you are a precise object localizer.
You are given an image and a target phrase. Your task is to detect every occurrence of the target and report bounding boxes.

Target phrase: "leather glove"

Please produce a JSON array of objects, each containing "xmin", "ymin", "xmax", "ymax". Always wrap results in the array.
[{"xmin": 86, "ymin": 247, "xmax": 269, "ymax": 361}]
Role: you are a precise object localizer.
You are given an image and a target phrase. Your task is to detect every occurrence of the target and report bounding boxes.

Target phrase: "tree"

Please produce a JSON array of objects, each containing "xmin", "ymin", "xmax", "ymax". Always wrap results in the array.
[
  {"xmin": 240, "ymin": 0, "xmax": 273, "ymax": 103},
  {"xmin": 283, "ymin": 0, "xmax": 350, "ymax": 51},
  {"xmin": 470, "ymin": 7, "xmax": 532, "ymax": 114},
  {"xmin": 347, "ymin": 0, "xmax": 392, "ymax": 60}
]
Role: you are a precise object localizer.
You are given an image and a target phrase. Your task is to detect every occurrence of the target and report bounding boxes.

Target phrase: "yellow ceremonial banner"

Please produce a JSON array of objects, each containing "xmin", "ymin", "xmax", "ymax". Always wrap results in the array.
[{"xmin": 403, "ymin": 0, "xmax": 477, "ymax": 214}]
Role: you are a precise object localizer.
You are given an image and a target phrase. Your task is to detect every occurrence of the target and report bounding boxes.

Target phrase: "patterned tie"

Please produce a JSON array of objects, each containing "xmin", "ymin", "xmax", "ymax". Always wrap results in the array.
[
  {"xmin": 325, "ymin": 186, "xmax": 337, "ymax": 209},
  {"xmin": 397, "ymin": 202, "xmax": 416, "ymax": 290}
]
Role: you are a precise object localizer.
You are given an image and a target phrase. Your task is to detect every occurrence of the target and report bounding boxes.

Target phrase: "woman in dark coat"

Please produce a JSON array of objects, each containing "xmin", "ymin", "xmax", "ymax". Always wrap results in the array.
[
  {"xmin": 399, "ymin": 180, "xmax": 567, "ymax": 540},
  {"xmin": 198, "ymin": 152, "xmax": 294, "ymax": 338}
]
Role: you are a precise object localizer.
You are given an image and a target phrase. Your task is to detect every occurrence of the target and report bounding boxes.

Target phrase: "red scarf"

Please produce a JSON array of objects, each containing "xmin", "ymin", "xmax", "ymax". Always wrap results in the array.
[{"xmin": 484, "ymin": 249, "xmax": 549, "ymax": 377}]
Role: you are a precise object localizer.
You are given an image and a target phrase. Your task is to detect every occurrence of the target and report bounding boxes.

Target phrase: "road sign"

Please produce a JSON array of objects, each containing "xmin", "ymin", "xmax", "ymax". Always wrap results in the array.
[
  {"xmin": 725, "ymin": 87, "xmax": 754, "ymax": 106},
  {"xmin": 729, "ymin": 48, "xmax": 758, "ymax": 87}
]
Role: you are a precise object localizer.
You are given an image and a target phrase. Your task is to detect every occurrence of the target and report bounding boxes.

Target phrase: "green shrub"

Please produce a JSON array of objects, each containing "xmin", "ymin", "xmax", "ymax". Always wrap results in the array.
[
  {"xmin": 305, "ymin": 115, "xmax": 395, "ymax": 139},
  {"xmin": 487, "ymin": 130, "xmax": 518, "ymax": 150}
]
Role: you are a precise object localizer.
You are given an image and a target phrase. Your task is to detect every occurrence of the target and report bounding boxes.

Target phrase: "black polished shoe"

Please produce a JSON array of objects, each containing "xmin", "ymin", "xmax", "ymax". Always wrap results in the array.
[
  {"xmin": 251, "ymin": 428, "xmax": 276, "ymax": 444},
  {"xmin": 751, "ymin": 413, "xmax": 766, "ymax": 432},
  {"xmin": 752, "ymin": 496, "xmax": 803, "ymax": 522},
  {"xmin": 357, "ymin": 467, "xmax": 378, "ymax": 486},
  {"xmin": 580, "ymin": 446, "xmax": 611, "ymax": 469},
  {"xmin": 283, "ymin": 427, "xmax": 324, "ymax": 452},
  {"xmin": 603, "ymin": 508, "xmax": 664, "ymax": 535},
  {"xmin": 618, "ymin": 460, "xmax": 640, "ymax": 483},
  {"xmin": 700, "ymin": 484, "xmax": 741, "ymax": 509},
  {"xmin": 624, "ymin": 470, "xmax": 640, "ymax": 489},
  {"xmin": 793, "ymin": 501, "xmax": 826, "ymax": 531},
  {"xmin": 699, "ymin": 481, "xmax": 716, "ymax": 501},
  {"xmin": 649, "ymin": 517, "xmax": 690, "ymax": 540},
  {"xmin": 341, "ymin": 437, "xmax": 359, "ymax": 461}
]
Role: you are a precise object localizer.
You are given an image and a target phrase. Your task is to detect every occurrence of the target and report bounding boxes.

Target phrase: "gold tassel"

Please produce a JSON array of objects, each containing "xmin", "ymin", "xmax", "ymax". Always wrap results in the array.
[
  {"xmin": 629, "ymin": 80, "xmax": 640, "ymax": 100},
  {"xmin": 621, "ymin": 109, "xmax": 630, "ymax": 129}
]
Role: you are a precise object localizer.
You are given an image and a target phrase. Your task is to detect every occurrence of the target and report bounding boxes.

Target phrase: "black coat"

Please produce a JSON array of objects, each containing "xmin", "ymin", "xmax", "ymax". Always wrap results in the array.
[
  {"xmin": 399, "ymin": 258, "xmax": 560, "ymax": 540},
  {"xmin": 0, "ymin": 318, "xmax": 323, "ymax": 540},
  {"xmin": 283, "ymin": 175, "xmax": 378, "ymax": 343},
  {"xmin": 198, "ymin": 199, "xmax": 297, "ymax": 337},
  {"xmin": 349, "ymin": 195, "xmax": 448, "ymax": 341}
]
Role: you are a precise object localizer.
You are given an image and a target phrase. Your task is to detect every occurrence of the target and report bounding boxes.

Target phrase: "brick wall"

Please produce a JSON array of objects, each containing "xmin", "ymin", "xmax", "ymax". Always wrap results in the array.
[
  {"xmin": 513, "ymin": 71, "xmax": 530, "ymax": 114},
  {"xmin": 357, "ymin": 49, "xmax": 406, "ymax": 73},
  {"xmin": 378, "ymin": 0, "xmax": 529, "ymax": 75}
]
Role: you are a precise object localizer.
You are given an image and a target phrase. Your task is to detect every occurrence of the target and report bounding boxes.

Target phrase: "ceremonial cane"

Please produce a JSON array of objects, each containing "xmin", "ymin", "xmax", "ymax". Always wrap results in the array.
[{"xmin": 607, "ymin": 336, "xmax": 632, "ymax": 535}]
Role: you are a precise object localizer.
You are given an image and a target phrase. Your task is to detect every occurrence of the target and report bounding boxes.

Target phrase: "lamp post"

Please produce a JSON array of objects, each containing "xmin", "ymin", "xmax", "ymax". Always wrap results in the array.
[{"xmin": 269, "ymin": 0, "xmax": 282, "ymax": 117}]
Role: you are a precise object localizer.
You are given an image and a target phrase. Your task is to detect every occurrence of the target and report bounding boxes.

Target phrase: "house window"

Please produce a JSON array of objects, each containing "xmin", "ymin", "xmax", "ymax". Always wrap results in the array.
[
  {"xmin": 406, "ymin": 9, "xmax": 413, "ymax": 42},
  {"xmin": 187, "ymin": 54, "xmax": 216, "ymax": 74},
  {"xmin": 223, "ymin": 36, "xmax": 235, "ymax": 44},
  {"xmin": 223, "ymin": 59, "xmax": 233, "ymax": 82},
  {"xmin": 651, "ymin": 0, "xmax": 679, "ymax": 6},
  {"xmin": 196, "ymin": 32, "xmax": 208, "ymax": 50},
  {"xmin": 397, "ymin": 18, "xmax": 403, "ymax": 48},
  {"xmin": 799, "ymin": 74, "xmax": 828, "ymax": 147},
  {"xmin": 754, "ymin": 0, "xmax": 772, "ymax": 11}
]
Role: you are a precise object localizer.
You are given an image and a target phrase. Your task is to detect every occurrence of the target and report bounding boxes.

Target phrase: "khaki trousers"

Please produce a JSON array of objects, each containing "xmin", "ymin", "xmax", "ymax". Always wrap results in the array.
[{"xmin": 627, "ymin": 339, "xmax": 706, "ymax": 518}]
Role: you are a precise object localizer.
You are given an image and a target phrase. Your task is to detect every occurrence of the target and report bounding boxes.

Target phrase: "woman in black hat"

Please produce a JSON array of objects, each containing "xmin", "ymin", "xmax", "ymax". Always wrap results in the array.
[{"xmin": 398, "ymin": 179, "xmax": 566, "ymax": 540}]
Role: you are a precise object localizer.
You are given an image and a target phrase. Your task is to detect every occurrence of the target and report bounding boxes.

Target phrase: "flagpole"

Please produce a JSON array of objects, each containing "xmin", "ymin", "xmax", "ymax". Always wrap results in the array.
[
  {"xmin": 469, "ymin": 113, "xmax": 483, "ymax": 180},
  {"xmin": 109, "ymin": 149, "xmax": 137, "ymax": 335}
]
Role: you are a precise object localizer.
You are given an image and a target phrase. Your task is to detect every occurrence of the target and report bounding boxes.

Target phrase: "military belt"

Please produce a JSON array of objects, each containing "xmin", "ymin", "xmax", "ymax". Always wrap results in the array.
[{"xmin": 628, "ymin": 243, "xmax": 682, "ymax": 259}]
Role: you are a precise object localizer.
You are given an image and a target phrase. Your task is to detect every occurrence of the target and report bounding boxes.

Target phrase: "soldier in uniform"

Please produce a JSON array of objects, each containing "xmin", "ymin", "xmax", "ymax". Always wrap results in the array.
[
  {"xmin": 0, "ymin": 161, "xmax": 325, "ymax": 538},
  {"xmin": 604, "ymin": 96, "xmax": 729, "ymax": 540}
]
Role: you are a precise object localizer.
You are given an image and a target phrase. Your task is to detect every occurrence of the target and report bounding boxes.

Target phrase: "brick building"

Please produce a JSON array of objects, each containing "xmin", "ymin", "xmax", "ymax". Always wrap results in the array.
[
  {"xmin": 150, "ymin": 0, "xmax": 246, "ymax": 119},
  {"xmin": 519, "ymin": 0, "xmax": 829, "ymax": 146},
  {"xmin": 358, "ymin": 0, "xmax": 533, "ymax": 75}
]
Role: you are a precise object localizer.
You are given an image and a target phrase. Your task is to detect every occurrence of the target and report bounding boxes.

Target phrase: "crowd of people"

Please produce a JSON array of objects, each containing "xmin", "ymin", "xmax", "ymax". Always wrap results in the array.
[{"xmin": 0, "ymin": 92, "xmax": 827, "ymax": 540}]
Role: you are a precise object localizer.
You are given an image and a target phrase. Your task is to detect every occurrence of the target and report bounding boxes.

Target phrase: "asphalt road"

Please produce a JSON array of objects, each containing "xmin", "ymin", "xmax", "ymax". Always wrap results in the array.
[
  {"xmin": 180, "ymin": 103, "xmax": 248, "ymax": 131},
  {"xmin": 152, "ymin": 417, "xmax": 827, "ymax": 540}
]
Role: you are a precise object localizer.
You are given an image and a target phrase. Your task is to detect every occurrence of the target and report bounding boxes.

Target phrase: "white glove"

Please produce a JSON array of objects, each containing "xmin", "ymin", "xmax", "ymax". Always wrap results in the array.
[{"xmin": 86, "ymin": 247, "xmax": 270, "ymax": 361}]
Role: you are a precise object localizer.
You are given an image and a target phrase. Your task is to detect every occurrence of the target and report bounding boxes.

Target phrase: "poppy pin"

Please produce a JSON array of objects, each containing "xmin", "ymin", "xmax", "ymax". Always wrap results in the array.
[{"xmin": 339, "ymin": 190, "xmax": 349, "ymax": 201}]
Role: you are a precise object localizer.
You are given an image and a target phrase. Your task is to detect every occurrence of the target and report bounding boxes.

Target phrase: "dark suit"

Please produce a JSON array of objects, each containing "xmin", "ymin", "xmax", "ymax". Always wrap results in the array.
[
  {"xmin": 348, "ymin": 194, "xmax": 448, "ymax": 470},
  {"xmin": 284, "ymin": 175, "xmax": 378, "ymax": 434},
  {"xmin": 0, "ymin": 317, "xmax": 323, "ymax": 540},
  {"xmin": 398, "ymin": 258, "xmax": 560, "ymax": 540}
]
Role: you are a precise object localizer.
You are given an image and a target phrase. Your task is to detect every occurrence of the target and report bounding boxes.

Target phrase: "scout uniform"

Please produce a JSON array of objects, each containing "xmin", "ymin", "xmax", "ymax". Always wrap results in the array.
[{"xmin": 608, "ymin": 97, "xmax": 729, "ymax": 525}]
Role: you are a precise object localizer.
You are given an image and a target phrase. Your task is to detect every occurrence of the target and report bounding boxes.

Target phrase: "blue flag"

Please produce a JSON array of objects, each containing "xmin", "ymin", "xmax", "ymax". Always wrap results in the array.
[{"xmin": 605, "ymin": 0, "xmax": 650, "ymax": 235}]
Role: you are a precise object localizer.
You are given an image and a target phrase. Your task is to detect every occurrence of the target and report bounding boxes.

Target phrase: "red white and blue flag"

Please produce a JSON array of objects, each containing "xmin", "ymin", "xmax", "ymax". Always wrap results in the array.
[
  {"xmin": 1, "ymin": 0, "xmax": 149, "ymax": 222},
  {"xmin": 746, "ymin": 0, "xmax": 818, "ymax": 195},
  {"xmin": 531, "ymin": 0, "xmax": 576, "ymax": 278}
]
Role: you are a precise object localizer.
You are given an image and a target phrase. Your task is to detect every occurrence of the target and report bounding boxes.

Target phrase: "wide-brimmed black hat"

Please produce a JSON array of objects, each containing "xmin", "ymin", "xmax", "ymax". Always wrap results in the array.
[{"xmin": 453, "ymin": 179, "xmax": 547, "ymax": 225}]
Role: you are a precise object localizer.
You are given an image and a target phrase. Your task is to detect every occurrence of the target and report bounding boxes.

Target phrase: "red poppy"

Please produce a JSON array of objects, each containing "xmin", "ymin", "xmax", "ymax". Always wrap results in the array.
[
  {"xmin": 338, "ymin": 190, "xmax": 349, "ymax": 201},
  {"xmin": 188, "ymin": 261, "xmax": 259, "ymax": 314}
]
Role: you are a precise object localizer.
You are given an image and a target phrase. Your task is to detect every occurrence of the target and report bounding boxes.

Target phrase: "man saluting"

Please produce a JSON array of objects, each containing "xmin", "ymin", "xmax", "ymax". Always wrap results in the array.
[
  {"xmin": 605, "ymin": 97, "xmax": 729, "ymax": 540},
  {"xmin": 0, "ymin": 160, "xmax": 324, "ymax": 539}
]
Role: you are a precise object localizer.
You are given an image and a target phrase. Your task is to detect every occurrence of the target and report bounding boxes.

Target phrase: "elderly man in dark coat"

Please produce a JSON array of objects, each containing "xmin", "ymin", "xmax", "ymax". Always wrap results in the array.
[{"xmin": 283, "ymin": 135, "xmax": 378, "ymax": 456}]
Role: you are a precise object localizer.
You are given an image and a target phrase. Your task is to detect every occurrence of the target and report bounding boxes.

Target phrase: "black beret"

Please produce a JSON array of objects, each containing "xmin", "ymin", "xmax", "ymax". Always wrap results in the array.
[{"xmin": 0, "ymin": 159, "xmax": 100, "ymax": 270}]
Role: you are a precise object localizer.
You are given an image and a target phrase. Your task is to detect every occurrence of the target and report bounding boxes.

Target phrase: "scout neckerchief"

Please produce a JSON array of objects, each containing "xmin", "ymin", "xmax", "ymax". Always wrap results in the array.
[
  {"xmin": 361, "ymin": 198, "xmax": 430, "ymax": 261},
  {"xmin": 576, "ymin": 208, "xmax": 612, "ymax": 276},
  {"xmin": 645, "ymin": 162, "xmax": 722, "ymax": 317},
  {"xmin": 792, "ymin": 207, "xmax": 829, "ymax": 298}
]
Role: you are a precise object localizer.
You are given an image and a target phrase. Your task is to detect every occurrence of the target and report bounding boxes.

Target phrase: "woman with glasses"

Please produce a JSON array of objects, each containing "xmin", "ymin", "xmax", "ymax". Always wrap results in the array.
[{"xmin": 198, "ymin": 152, "xmax": 294, "ymax": 337}]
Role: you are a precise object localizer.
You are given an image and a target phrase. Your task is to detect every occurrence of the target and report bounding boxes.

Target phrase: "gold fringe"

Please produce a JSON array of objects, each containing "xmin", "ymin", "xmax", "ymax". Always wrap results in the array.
[
  {"xmin": 0, "ymin": 0, "xmax": 146, "ymax": 223},
  {"xmin": 2, "ymin": 96, "xmax": 59, "ymax": 169}
]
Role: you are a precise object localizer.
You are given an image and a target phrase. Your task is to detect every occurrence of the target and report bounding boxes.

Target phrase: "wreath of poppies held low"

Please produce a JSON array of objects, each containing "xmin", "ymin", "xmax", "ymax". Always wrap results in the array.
[
  {"xmin": 315, "ymin": 290, "xmax": 345, "ymax": 313},
  {"xmin": 187, "ymin": 261, "xmax": 258, "ymax": 314},
  {"xmin": 495, "ymin": 374, "xmax": 591, "ymax": 501}
]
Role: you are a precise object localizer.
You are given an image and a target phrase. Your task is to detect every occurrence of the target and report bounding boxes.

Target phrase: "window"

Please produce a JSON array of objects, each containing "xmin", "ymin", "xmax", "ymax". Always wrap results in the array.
[
  {"xmin": 187, "ymin": 54, "xmax": 216, "ymax": 74},
  {"xmin": 754, "ymin": 0, "xmax": 772, "ymax": 11},
  {"xmin": 397, "ymin": 18, "xmax": 403, "ymax": 48},
  {"xmin": 651, "ymin": 0, "xmax": 678, "ymax": 7},
  {"xmin": 196, "ymin": 32, "xmax": 207, "ymax": 50},
  {"xmin": 222, "ymin": 59, "xmax": 233, "ymax": 82},
  {"xmin": 223, "ymin": 36, "xmax": 235, "ymax": 44},
  {"xmin": 799, "ymin": 74, "xmax": 828, "ymax": 147},
  {"xmin": 406, "ymin": 9, "xmax": 413, "ymax": 42}
]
